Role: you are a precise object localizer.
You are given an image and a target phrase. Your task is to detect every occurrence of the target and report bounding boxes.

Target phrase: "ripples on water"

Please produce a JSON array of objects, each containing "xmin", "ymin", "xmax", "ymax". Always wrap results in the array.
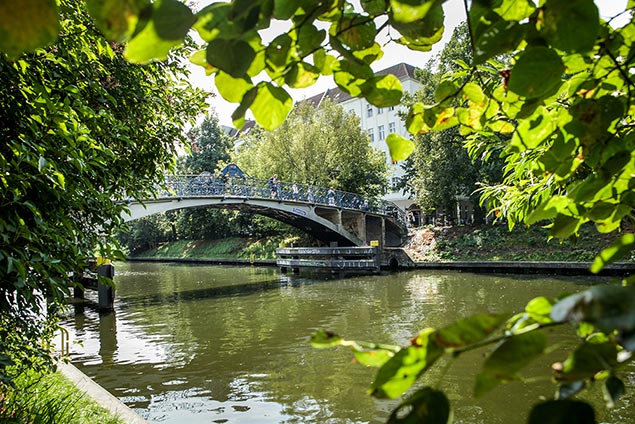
[{"xmin": 64, "ymin": 263, "xmax": 633, "ymax": 424}]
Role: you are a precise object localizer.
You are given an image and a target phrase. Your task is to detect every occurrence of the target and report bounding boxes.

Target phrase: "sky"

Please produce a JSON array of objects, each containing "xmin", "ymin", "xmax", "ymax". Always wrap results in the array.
[{"xmin": 189, "ymin": 0, "xmax": 629, "ymax": 127}]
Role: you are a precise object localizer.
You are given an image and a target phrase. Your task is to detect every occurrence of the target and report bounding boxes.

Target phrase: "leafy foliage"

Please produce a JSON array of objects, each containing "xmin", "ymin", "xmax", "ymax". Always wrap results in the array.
[
  {"xmin": 234, "ymin": 98, "xmax": 388, "ymax": 197},
  {"xmin": 5, "ymin": 0, "xmax": 635, "ymax": 422},
  {"xmin": 181, "ymin": 113, "xmax": 233, "ymax": 174},
  {"xmin": 0, "ymin": 0, "xmax": 206, "ymax": 384},
  {"xmin": 400, "ymin": 23, "xmax": 504, "ymax": 219}
]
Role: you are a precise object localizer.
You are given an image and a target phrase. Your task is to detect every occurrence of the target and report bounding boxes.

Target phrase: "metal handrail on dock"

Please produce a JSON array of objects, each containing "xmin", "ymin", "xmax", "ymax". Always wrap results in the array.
[{"xmin": 276, "ymin": 246, "xmax": 381, "ymax": 274}]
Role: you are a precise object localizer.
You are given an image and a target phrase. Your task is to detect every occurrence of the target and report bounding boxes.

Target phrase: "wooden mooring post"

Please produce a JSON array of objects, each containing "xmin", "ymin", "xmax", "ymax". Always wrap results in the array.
[{"xmin": 74, "ymin": 262, "xmax": 115, "ymax": 311}]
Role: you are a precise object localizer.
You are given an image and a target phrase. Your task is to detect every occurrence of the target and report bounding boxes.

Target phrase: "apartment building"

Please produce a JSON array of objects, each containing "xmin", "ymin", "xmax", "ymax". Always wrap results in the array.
[{"xmin": 303, "ymin": 63, "xmax": 421, "ymax": 210}]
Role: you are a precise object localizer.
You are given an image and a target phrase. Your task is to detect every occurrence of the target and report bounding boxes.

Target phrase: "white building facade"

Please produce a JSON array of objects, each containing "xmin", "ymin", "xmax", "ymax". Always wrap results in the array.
[{"xmin": 304, "ymin": 63, "xmax": 421, "ymax": 211}]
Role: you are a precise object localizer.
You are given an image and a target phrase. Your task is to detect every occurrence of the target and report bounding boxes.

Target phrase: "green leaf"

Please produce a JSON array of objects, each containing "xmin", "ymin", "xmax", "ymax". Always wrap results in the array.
[
  {"xmin": 591, "ymin": 233, "xmax": 635, "ymax": 273},
  {"xmin": 541, "ymin": 0, "xmax": 599, "ymax": 53},
  {"xmin": 250, "ymin": 82, "xmax": 293, "ymax": 131},
  {"xmin": 0, "ymin": 0, "xmax": 60, "ymax": 59},
  {"xmin": 387, "ymin": 387, "xmax": 451, "ymax": 424},
  {"xmin": 206, "ymin": 38, "xmax": 256, "ymax": 78},
  {"xmin": 370, "ymin": 329, "xmax": 443, "ymax": 399},
  {"xmin": 434, "ymin": 80, "xmax": 459, "ymax": 103},
  {"xmin": 265, "ymin": 33, "xmax": 295, "ymax": 72},
  {"xmin": 333, "ymin": 59, "xmax": 373, "ymax": 97},
  {"xmin": 554, "ymin": 342, "xmax": 618, "ymax": 382},
  {"xmin": 332, "ymin": 14, "xmax": 376, "ymax": 51},
  {"xmin": 526, "ymin": 195, "xmax": 570, "ymax": 224},
  {"xmin": 362, "ymin": 74, "xmax": 402, "ymax": 107},
  {"xmin": 284, "ymin": 62, "xmax": 320, "ymax": 88},
  {"xmin": 354, "ymin": 349, "xmax": 394, "ymax": 368},
  {"xmin": 508, "ymin": 47, "xmax": 564, "ymax": 99},
  {"xmin": 313, "ymin": 49, "xmax": 338, "ymax": 75},
  {"xmin": 551, "ymin": 285, "xmax": 635, "ymax": 335},
  {"xmin": 462, "ymin": 82, "xmax": 485, "ymax": 103},
  {"xmin": 353, "ymin": 42, "xmax": 384, "ymax": 64},
  {"xmin": 528, "ymin": 400, "xmax": 595, "ymax": 424},
  {"xmin": 494, "ymin": 0, "xmax": 535, "ymax": 21},
  {"xmin": 473, "ymin": 20, "xmax": 526, "ymax": 64},
  {"xmin": 215, "ymin": 72, "xmax": 253, "ymax": 103},
  {"xmin": 86, "ymin": 0, "xmax": 149, "ymax": 42},
  {"xmin": 193, "ymin": 2, "xmax": 233, "ymax": 42},
  {"xmin": 296, "ymin": 24, "xmax": 326, "ymax": 57},
  {"xmin": 310, "ymin": 330, "xmax": 343, "ymax": 348},
  {"xmin": 550, "ymin": 214, "xmax": 584, "ymax": 239},
  {"xmin": 474, "ymin": 331, "xmax": 547, "ymax": 397},
  {"xmin": 231, "ymin": 87, "xmax": 257, "ymax": 129},
  {"xmin": 389, "ymin": 0, "xmax": 438, "ymax": 23},
  {"xmin": 386, "ymin": 133, "xmax": 415, "ymax": 162},
  {"xmin": 406, "ymin": 103, "xmax": 426, "ymax": 134},
  {"xmin": 525, "ymin": 297, "xmax": 554, "ymax": 324},
  {"xmin": 273, "ymin": 0, "xmax": 304, "ymax": 20},
  {"xmin": 189, "ymin": 49, "xmax": 216, "ymax": 75},
  {"xmin": 361, "ymin": 0, "xmax": 388, "ymax": 15},
  {"xmin": 603, "ymin": 375, "xmax": 625, "ymax": 408},
  {"xmin": 124, "ymin": 0, "xmax": 195, "ymax": 63},
  {"xmin": 435, "ymin": 313, "xmax": 508, "ymax": 349}
]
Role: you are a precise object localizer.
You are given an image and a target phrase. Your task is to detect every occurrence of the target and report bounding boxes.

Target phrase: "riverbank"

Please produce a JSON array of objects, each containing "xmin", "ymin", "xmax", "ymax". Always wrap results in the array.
[{"xmin": 128, "ymin": 224, "xmax": 630, "ymax": 264}]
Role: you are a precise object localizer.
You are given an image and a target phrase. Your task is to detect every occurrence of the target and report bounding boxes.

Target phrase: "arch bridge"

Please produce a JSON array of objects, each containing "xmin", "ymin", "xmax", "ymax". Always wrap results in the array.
[{"xmin": 123, "ymin": 175, "xmax": 409, "ymax": 247}]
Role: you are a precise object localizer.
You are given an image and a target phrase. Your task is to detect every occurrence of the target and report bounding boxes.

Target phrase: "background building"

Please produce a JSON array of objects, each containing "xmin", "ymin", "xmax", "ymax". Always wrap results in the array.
[{"xmin": 303, "ymin": 63, "xmax": 421, "ymax": 210}]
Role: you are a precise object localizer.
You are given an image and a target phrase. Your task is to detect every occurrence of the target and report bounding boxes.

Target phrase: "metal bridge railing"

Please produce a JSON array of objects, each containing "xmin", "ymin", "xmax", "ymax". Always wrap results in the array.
[{"xmin": 156, "ymin": 175, "xmax": 407, "ymax": 227}]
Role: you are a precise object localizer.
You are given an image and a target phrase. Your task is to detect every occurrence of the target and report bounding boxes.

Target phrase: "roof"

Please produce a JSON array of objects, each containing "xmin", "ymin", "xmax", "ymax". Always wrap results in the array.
[
  {"xmin": 376, "ymin": 62, "xmax": 417, "ymax": 79},
  {"xmin": 301, "ymin": 62, "xmax": 418, "ymax": 107}
]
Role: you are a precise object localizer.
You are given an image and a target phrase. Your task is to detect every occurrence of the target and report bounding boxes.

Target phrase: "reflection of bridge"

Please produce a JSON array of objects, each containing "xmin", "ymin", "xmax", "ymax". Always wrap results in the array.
[{"xmin": 123, "ymin": 175, "xmax": 408, "ymax": 247}]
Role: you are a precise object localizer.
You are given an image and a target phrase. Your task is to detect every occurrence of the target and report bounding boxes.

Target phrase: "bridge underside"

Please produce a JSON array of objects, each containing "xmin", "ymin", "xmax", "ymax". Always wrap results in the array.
[{"xmin": 124, "ymin": 197, "xmax": 407, "ymax": 247}]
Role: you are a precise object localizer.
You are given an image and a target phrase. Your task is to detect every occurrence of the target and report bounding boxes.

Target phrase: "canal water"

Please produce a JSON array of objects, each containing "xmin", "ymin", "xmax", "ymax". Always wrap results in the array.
[{"xmin": 65, "ymin": 262, "xmax": 635, "ymax": 423}]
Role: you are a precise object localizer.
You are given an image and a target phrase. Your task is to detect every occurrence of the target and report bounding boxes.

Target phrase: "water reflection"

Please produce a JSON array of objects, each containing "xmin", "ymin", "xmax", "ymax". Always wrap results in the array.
[{"xmin": 64, "ymin": 263, "xmax": 633, "ymax": 424}]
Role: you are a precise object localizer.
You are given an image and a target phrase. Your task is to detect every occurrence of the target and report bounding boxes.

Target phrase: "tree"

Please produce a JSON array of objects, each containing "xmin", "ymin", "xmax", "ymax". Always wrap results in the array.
[
  {"xmin": 5, "ymin": 0, "xmax": 635, "ymax": 421},
  {"xmin": 182, "ymin": 113, "xmax": 233, "ymax": 174},
  {"xmin": 400, "ymin": 23, "xmax": 504, "ymax": 222},
  {"xmin": 235, "ymin": 98, "xmax": 388, "ymax": 197},
  {"xmin": 0, "ymin": 0, "xmax": 206, "ymax": 384}
]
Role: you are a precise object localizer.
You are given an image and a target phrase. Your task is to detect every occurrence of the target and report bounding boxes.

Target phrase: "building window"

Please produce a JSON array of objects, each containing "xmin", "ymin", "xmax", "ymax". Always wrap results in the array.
[
  {"xmin": 367, "ymin": 104, "xmax": 373, "ymax": 117},
  {"xmin": 391, "ymin": 177, "xmax": 400, "ymax": 190},
  {"xmin": 377, "ymin": 107, "xmax": 383, "ymax": 114},
  {"xmin": 368, "ymin": 128, "xmax": 375, "ymax": 143},
  {"xmin": 388, "ymin": 122, "xmax": 395, "ymax": 133},
  {"xmin": 378, "ymin": 125, "xmax": 385, "ymax": 141},
  {"xmin": 388, "ymin": 105, "xmax": 395, "ymax": 111}
]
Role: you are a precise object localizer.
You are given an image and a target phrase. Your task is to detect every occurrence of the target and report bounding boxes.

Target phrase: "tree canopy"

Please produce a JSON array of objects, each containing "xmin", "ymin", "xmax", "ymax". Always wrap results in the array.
[
  {"xmin": 234, "ymin": 98, "xmax": 388, "ymax": 197},
  {"xmin": 0, "ymin": 0, "xmax": 206, "ymax": 383},
  {"xmin": 4, "ymin": 0, "xmax": 635, "ymax": 421},
  {"xmin": 181, "ymin": 113, "xmax": 233, "ymax": 174}
]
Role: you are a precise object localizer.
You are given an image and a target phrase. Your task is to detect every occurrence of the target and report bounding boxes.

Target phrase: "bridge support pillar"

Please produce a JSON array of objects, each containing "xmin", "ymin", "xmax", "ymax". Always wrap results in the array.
[
  {"xmin": 342, "ymin": 211, "xmax": 366, "ymax": 244},
  {"xmin": 365, "ymin": 215, "xmax": 384, "ymax": 247}
]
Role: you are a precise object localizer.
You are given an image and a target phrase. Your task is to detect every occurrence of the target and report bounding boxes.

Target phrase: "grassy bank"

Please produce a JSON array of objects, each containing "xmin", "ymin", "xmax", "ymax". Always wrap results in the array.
[
  {"xmin": 128, "ymin": 224, "xmax": 630, "ymax": 264},
  {"xmin": 0, "ymin": 367, "xmax": 123, "ymax": 424},
  {"xmin": 129, "ymin": 236, "xmax": 299, "ymax": 260}
]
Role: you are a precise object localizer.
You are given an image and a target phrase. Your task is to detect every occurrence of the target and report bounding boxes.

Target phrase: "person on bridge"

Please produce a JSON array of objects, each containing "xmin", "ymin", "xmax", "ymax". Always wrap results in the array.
[
  {"xmin": 327, "ymin": 187, "xmax": 336, "ymax": 206},
  {"xmin": 269, "ymin": 175, "xmax": 279, "ymax": 199},
  {"xmin": 307, "ymin": 187, "xmax": 314, "ymax": 203},
  {"xmin": 292, "ymin": 183, "xmax": 299, "ymax": 200}
]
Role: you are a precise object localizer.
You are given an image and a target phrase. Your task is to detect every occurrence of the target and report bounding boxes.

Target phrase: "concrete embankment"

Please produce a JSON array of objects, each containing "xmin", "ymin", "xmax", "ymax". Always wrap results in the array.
[
  {"xmin": 414, "ymin": 261, "xmax": 635, "ymax": 277},
  {"xmin": 57, "ymin": 361, "xmax": 148, "ymax": 424},
  {"xmin": 127, "ymin": 256, "xmax": 635, "ymax": 277}
]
